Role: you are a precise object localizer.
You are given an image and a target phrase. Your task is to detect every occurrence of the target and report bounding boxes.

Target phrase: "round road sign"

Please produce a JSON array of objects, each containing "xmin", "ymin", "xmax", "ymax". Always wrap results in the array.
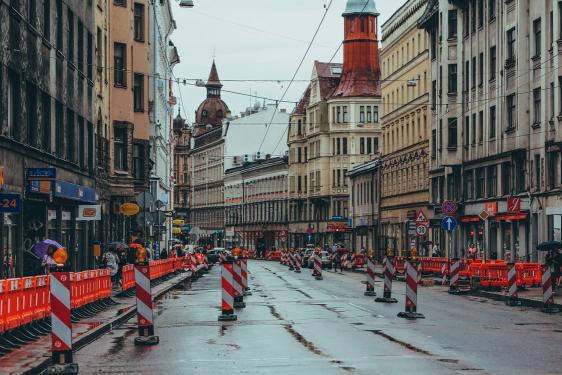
[
  {"xmin": 441, "ymin": 200, "xmax": 458, "ymax": 215},
  {"xmin": 415, "ymin": 224, "xmax": 428, "ymax": 237}
]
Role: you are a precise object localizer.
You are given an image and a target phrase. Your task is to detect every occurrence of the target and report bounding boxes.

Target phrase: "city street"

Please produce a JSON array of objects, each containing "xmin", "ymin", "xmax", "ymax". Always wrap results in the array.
[{"xmin": 74, "ymin": 261, "xmax": 562, "ymax": 375}]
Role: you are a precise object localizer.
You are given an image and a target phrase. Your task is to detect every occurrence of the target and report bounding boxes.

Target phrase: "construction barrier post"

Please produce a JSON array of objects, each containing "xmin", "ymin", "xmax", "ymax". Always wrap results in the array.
[
  {"xmin": 375, "ymin": 256, "xmax": 398, "ymax": 303},
  {"xmin": 397, "ymin": 259, "xmax": 425, "ymax": 319},
  {"xmin": 448, "ymin": 258, "xmax": 461, "ymax": 294},
  {"xmin": 364, "ymin": 257, "xmax": 377, "ymax": 296},
  {"xmin": 441, "ymin": 262, "xmax": 447, "ymax": 285},
  {"xmin": 506, "ymin": 262, "xmax": 522, "ymax": 306},
  {"xmin": 218, "ymin": 259, "xmax": 238, "ymax": 321},
  {"xmin": 241, "ymin": 257, "xmax": 252, "ymax": 296},
  {"xmin": 294, "ymin": 252, "xmax": 301, "ymax": 273},
  {"xmin": 134, "ymin": 261, "xmax": 159, "ymax": 346},
  {"xmin": 314, "ymin": 252, "xmax": 323, "ymax": 280},
  {"xmin": 232, "ymin": 259, "xmax": 246, "ymax": 309},
  {"xmin": 542, "ymin": 265, "xmax": 560, "ymax": 314},
  {"xmin": 48, "ymin": 271, "xmax": 79, "ymax": 374},
  {"xmin": 288, "ymin": 251, "xmax": 295, "ymax": 271}
]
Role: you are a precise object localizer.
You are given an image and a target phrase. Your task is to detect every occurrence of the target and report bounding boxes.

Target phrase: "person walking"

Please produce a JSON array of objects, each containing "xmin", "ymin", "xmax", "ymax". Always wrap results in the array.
[
  {"xmin": 41, "ymin": 245, "xmax": 59, "ymax": 274},
  {"xmin": 102, "ymin": 250, "xmax": 120, "ymax": 285},
  {"xmin": 333, "ymin": 251, "xmax": 343, "ymax": 272}
]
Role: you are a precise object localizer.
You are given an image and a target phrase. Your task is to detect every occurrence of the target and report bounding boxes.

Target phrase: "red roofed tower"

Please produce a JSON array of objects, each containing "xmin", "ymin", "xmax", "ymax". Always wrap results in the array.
[{"xmin": 332, "ymin": 0, "xmax": 381, "ymax": 98}]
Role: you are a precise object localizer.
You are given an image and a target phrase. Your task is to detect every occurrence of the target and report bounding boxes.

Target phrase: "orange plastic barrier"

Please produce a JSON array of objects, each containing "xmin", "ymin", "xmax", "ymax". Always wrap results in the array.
[
  {"xmin": 394, "ymin": 257, "xmax": 406, "ymax": 273},
  {"xmin": 5, "ymin": 278, "xmax": 22, "ymax": 331},
  {"xmin": 20, "ymin": 277, "xmax": 35, "ymax": 325},
  {"xmin": 122, "ymin": 264, "xmax": 135, "ymax": 291},
  {"xmin": 33, "ymin": 275, "xmax": 50, "ymax": 321}
]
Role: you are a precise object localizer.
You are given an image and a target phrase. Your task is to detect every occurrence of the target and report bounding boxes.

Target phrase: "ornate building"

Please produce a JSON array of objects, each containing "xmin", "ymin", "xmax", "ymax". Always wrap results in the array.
[
  {"xmin": 172, "ymin": 110, "xmax": 191, "ymax": 231},
  {"xmin": 288, "ymin": 0, "xmax": 382, "ymax": 248},
  {"xmin": 379, "ymin": 0, "xmax": 430, "ymax": 256},
  {"xmin": 189, "ymin": 61, "xmax": 231, "ymax": 246}
]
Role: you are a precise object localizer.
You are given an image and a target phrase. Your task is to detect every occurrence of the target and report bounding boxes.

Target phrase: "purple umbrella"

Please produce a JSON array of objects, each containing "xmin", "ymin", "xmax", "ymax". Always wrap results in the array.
[{"xmin": 33, "ymin": 239, "xmax": 63, "ymax": 259}]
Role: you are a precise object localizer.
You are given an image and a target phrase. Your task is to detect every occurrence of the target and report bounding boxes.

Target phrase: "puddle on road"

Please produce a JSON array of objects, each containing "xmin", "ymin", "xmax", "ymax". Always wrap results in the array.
[
  {"xmin": 366, "ymin": 330, "xmax": 432, "ymax": 356},
  {"xmin": 107, "ymin": 328, "xmax": 136, "ymax": 355}
]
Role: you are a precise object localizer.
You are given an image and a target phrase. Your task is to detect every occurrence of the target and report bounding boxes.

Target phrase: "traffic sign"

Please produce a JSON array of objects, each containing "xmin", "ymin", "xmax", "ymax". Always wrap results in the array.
[
  {"xmin": 415, "ymin": 224, "xmax": 428, "ymax": 237},
  {"xmin": 441, "ymin": 200, "xmax": 458, "ymax": 215},
  {"xmin": 441, "ymin": 216, "xmax": 457, "ymax": 231},
  {"xmin": 507, "ymin": 196, "xmax": 521, "ymax": 213},
  {"xmin": 407, "ymin": 221, "xmax": 416, "ymax": 235},
  {"xmin": 479, "ymin": 210, "xmax": 490, "ymax": 221},
  {"xmin": 415, "ymin": 210, "xmax": 428, "ymax": 224}
]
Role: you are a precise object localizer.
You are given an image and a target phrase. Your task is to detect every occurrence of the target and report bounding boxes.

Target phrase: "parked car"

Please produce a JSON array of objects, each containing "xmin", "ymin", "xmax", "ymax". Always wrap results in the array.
[
  {"xmin": 307, "ymin": 251, "xmax": 332, "ymax": 269},
  {"xmin": 207, "ymin": 247, "xmax": 226, "ymax": 263},
  {"xmin": 301, "ymin": 249, "xmax": 314, "ymax": 267}
]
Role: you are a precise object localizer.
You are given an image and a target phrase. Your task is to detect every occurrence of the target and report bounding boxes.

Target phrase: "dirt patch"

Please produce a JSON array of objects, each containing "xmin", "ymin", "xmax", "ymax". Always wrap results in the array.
[
  {"xmin": 283, "ymin": 324, "xmax": 326, "ymax": 356},
  {"xmin": 266, "ymin": 305, "xmax": 284, "ymax": 321},
  {"xmin": 107, "ymin": 328, "xmax": 135, "ymax": 355},
  {"xmin": 367, "ymin": 330, "xmax": 432, "ymax": 356}
]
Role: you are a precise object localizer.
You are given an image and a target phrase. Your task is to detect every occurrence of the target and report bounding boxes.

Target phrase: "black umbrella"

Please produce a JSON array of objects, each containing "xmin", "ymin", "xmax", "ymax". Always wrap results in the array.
[
  {"xmin": 537, "ymin": 241, "xmax": 562, "ymax": 252},
  {"xmin": 107, "ymin": 242, "xmax": 128, "ymax": 252}
]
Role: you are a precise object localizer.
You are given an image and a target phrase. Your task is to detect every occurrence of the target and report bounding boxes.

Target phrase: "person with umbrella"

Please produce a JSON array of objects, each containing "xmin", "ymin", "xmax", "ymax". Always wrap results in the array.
[{"xmin": 41, "ymin": 245, "xmax": 59, "ymax": 274}]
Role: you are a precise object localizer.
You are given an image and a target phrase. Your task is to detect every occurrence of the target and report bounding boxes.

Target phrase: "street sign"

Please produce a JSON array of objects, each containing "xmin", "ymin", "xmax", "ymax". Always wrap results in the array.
[
  {"xmin": 479, "ymin": 210, "xmax": 490, "ymax": 221},
  {"xmin": 441, "ymin": 200, "xmax": 458, "ymax": 215},
  {"xmin": 0, "ymin": 193, "xmax": 22, "ymax": 213},
  {"xmin": 120, "ymin": 202, "xmax": 140, "ymax": 216},
  {"xmin": 507, "ymin": 197, "xmax": 521, "ymax": 213},
  {"xmin": 26, "ymin": 167, "xmax": 56, "ymax": 180},
  {"xmin": 485, "ymin": 202, "xmax": 497, "ymax": 216},
  {"xmin": 415, "ymin": 210, "xmax": 428, "ymax": 224},
  {"xmin": 441, "ymin": 216, "xmax": 457, "ymax": 231},
  {"xmin": 407, "ymin": 221, "xmax": 416, "ymax": 235},
  {"xmin": 415, "ymin": 224, "xmax": 428, "ymax": 237},
  {"xmin": 135, "ymin": 192, "xmax": 154, "ymax": 209}
]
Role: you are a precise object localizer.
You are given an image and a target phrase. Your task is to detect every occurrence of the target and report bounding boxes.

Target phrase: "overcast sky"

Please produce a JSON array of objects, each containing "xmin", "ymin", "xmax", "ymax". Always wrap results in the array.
[{"xmin": 170, "ymin": 0, "xmax": 406, "ymax": 123}]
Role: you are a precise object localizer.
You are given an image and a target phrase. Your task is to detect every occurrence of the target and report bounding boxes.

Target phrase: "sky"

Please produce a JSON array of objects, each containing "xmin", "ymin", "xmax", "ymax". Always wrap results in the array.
[{"xmin": 170, "ymin": 0, "xmax": 406, "ymax": 123}]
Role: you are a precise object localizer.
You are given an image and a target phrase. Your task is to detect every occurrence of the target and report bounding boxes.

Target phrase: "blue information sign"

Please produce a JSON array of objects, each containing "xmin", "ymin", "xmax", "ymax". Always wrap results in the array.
[
  {"xmin": 26, "ymin": 168, "xmax": 57, "ymax": 180},
  {"xmin": 0, "ymin": 194, "xmax": 22, "ymax": 213},
  {"xmin": 441, "ymin": 216, "xmax": 457, "ymax": 232}
]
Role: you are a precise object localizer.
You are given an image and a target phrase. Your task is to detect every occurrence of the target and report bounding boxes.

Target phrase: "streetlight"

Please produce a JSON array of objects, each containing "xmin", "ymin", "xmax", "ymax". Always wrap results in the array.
[{"xmin": 179, "ymin": 0, "xmax": 194, "ymax": 8}]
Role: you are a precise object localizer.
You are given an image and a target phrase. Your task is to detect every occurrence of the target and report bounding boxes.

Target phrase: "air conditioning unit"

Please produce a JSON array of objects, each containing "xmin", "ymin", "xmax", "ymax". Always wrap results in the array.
[
  {"xmin": 233, "ymin": 156, "xmax": 242, "ymax": 166},
  {"xmin": 243, "ymin": 154, "xmax": 251, "ymax": 163},
  {"xmin": 253, "ymin": 152, "xmax": 264, "ymax": 161}
]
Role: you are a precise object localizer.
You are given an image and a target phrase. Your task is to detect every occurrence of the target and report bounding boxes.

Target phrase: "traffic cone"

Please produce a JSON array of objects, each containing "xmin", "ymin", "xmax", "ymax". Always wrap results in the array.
[{"xmin": 134, "ymin": 261, "xmax": 159, "ymax": 345}]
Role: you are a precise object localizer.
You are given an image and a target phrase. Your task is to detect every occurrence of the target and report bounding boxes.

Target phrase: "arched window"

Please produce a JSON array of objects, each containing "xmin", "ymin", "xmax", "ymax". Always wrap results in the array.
[
  {"xmin": 360, "ymin": 17, "xmax": 365, "ymax": 32},
  {"xmin": 350, "ymin": 16, "xmax": 355, "ymax": 33},
  {"xmin": 217, "ymin": 110, "xmax": 223, "ymax": 118},
  {"xmin": 202, "ymin": 110, "xmax": 208, "ymax": 117}
]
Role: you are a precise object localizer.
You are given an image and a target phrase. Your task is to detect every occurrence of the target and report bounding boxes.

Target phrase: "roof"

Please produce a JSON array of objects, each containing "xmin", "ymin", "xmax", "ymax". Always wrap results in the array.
[
  {"xmin": 417, "ymin": 0, "xmax": 438, "ymax": 29},
  {"xmin": 343, "ymin": 0, "xmax": 379, "ymax": 17},
  {"xmin": 314, "ymin": 61, "xmax": 343, "ymax": 100},
  {"xmin": 207, "ymin": 60, "xmax": 222, "ymax": 87},
  {"xmin": 348, "ymin": 158, "xmax": 379, "ymax": 177},
  {"xmin": 293, "ymin": 84, "xmax": 311, "ymax": 115}
]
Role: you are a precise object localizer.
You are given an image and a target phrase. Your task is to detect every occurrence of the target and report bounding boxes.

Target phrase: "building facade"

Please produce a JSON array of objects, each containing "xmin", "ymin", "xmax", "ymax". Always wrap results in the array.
[
  {"xmin": 1, "ymin": 0, "xmax": 97, "ymax": 275},
  {"xmin": 189, "ymin": 61, "xmax": 230, "ymax": 246},
  {"xmin": 380, "ymin": 0, "xmax": 430, "ymax": 256},
  {"xmin": 288, "ymin": 0, "xmax": 382, "ymax": 248},
  {"xmin": 419, "ymin": 0, "xmax": 562, "ymax": 261},
  {"xmin": 172, "ymin": 110, "xmax": 191, "ymax": 236},
  {"xmin": 348, "ymin": 159, "xmax": 380, "ymax": 258}
]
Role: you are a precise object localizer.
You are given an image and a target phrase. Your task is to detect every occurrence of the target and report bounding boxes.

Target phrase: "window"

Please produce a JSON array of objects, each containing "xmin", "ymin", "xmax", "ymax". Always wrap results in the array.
[
  {"xmin": 464, "ymin": 60, "xmax": 470, "ymax": 90},
  {"xmin": 42, "ymin": 92, "xmax": 51, "ymax": 152},
  {"xmin": 26, "ymin": 82, "xmax": 38, "ymax": 147},
  {"xmin": 431, "ymin": 130, "xmax": 437, "ymax": 158},
  {"xmin": 132, "ymin": 144, "xmax": 144, "ymax": 179},
  {"xmin": 134, "ymin": 3, "xmax": 144, "ymax": 41},
  {"xmin": 55, "ymin": 101, "xmax": 63, "ymax": 156},
  {"xmin": 533, "ymin": 18, "xmax": 541, "ymax": 57},
  {"xmin": 489, "ymin": 46, "xmax": 496, "ymax": 80},
  {"xmin": 78, "ymin": 117, "xmax": 85, "ymax": 168},
  {"xmin": 478, "ymin": 53, "xmax": 483, "ymax": 86},
  {"xmin": 342, "ymin": 138, "xmax": 348, "ymax": 154},
  {"xmin": 114, "ymin": 0, "xmax": 125, "ymax": 6},
  {"xmin": 478, "ymin": 0, "xmax": 483, "ymax": 28},
  {"xmin": 8, "ymin": 71, "xmax": 20, "ymax": 140},
  {"xmin": 478, "ymin": 111, "xmax": 483, "ymax": 143},
  {"xmin": 465, "ymin": 170, "xmax": 474, "ymax": 200},
  {"xmin": 360, "ymin": 138, "xmax": 365, "ymax": 154},
  {"xmin": 489, "ymin": 0, "xmax": 495, "ymax": 19},
  {"xmin": 506, "ymin": 94, "xmax": 516, "ymax": 130},
  {"xmin": 66, "ymin": 109, "xmax": 75, "ymax": 162},
  {"xmin": 533, "ymin": 88, "xmax": 541, "ymax": 125},
  {"xmin": 448, "ymin": 118, "xmax": 457, "ymax": 148},
  {"xmin": 476, "ymin": 168, "xmax": 485, "ymax": 198},
  {"xmin": 471, "ymin": 0, "xmax": 476, "ymax": 32},
  {"xmin": 359, "ymin": 106, "xmax": 365, "ymax": 123},
  {"xmin": 336, "ymin": 107, "xmax": 341, "ymax": 123},
  {"xmin": 464, "ymin": 116, "xmax": 470, "ymax": 148},
  {"xmin": 507, "ymin": 28, "xmax": 516, "ymax": 61},
  {"xmin": 342, "ymin": 106, "xmax": 348, "ymax": 123},
  {"xmin": 502, "ymin": 162, "xmax": 512, "ymax": 195},
  {"xmin": 472, "ymin": 56, "xmax": 476, "ymax": 88},
  {"xmin": 56, "ymin": 0, "xmax": 63, "ymax": 50},
  {"xmin": 489, "ymin": 105, "xmax": 496, "ymax": 138},
  {"xmin": 77, "ymin": 21, "xmax": 84, "ymax": 72},
  {"xmin": 373, "ymin": 106, "xmax": 378, "ymax": 122},
  {"xmin": 471, "ymin": 113, "xmax": 476, "ymax": 144},
  {"xmin": 133, "ymin": 73, "xmax": 144, "ymax": 111},
  {"xmin": 114, "ymin": 127, "xmax": 127, "ymax": 171},
  {"xmin": 366, "ymin": 106, "xmax": 372, "ymax": 122},
  {"xmin": 43, "ymin": 0, "xmax": 50, "ymax": 40},
  {"xmin": 67, "ymin": 9, "xmax": 74, "ymax": 61},
  {"xmin": 114, "ymin": 42, "xmax": 126, "ymax": 87},
  {"xmin": 548, "ymin": 152, "xmax": 558, "ymax": 189},
  {"xmin": 551, "ymin": 82, "xmax": 555, "ymax": 119},
  {"xmin": 448, "ymin": 64, "xmax": 457, "ymax": 94},
  {"xmin": 484, "ymin": 166, "xmax": 495, "ymax": 198},
  {"xmin": 87, "ymin": 32, "xmax": 93, "ymax": 80},
  {"xmin": 336, "ymin": 138, "xmax": 340, "ymax": 155},
  {"xmin": 367, "ymin": 138, "xmax": 372, "ymax": 154},
  {"xmin": 535, "ymin": 154, "xmax": 541, "ymax": 190},
  {"xmin": 448, "ymin": 10, "xmax": 457, "ymax": 39},
  {"xmin": 28, "ymin": 0, "xmax": 36, "ymax": 27},
  {"xmin": 360, "ymin": 17, "xmax": 365, "ymax": 32},
  {"xmin": 431, "ymin": 80, "xmax": 436, "ymax": 107}
]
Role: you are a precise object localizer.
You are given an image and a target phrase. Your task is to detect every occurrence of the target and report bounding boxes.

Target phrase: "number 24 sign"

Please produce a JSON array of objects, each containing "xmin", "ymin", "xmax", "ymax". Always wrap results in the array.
[{"xmin": 0, "ymin": 194, "xmax": 22, "ymax": 213}]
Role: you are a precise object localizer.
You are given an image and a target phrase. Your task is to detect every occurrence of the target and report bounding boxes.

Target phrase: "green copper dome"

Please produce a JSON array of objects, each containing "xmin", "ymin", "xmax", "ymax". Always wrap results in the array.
[{"xmin": 343, "ymin": 0, "xmax": 379, "ymax": 17}]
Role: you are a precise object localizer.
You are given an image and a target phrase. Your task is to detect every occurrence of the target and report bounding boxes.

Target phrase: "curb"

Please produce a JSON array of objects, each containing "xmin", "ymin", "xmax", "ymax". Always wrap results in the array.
[
  {"xmin": 469, "ymin": 289, "xmax": 562, "ymax": 310},
  {"xmin": 23, "ymin": 272, "xmax": 191, "ymax": 375}
]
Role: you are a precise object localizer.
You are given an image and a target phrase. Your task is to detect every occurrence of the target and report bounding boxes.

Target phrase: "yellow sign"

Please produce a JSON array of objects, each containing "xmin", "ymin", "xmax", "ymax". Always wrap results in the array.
[
  {"xmin": 120, "ymin": 202, "xmax": 140, "ymax": 216},
  {"xmin": 93, "ymin": 244, "xmax": 101, "ymax": 257},
  {"xmin": 173, "ymin": 219, "xmax": 185, "ymax": 226},
  {"xmin": 0, "ymin": 167, "xmax": 4, "ymax": 185},
  {"xmin": 172, "ymin": 227, "xmax": 181, "ymax": 235}
]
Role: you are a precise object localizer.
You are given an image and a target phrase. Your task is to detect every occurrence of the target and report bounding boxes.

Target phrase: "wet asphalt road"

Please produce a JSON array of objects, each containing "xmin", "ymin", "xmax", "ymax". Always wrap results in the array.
[{"xmin": 73, "ymin": 261, "xmax": 562, "ymax": 375}]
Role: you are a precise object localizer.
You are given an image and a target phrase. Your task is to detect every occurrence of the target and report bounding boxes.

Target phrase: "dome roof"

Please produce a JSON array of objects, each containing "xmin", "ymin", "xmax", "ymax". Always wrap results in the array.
[
  {"xmin": 343, "ymin": 0, "xmax": 379, "ymax": 17},
  {"xmin": 195, "ymin": 98, "xmax": 230, "ymax": 127},
  {"xmin": 173, "ymin": 108, "xmax": 187, "ymax": 131}
]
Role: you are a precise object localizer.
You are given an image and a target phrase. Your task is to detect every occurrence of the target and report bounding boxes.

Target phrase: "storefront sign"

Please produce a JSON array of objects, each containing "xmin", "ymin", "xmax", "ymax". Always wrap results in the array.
[
  {"xmin": 327, "ymin": 222, "xmax": 350, "ymax": 232},
  {"xmin": 172, "ymin": 219, "xmax": 185, "ymax": 226},
  {"xmin": 120, "ymin": 203, "xmax": 140, "ymax": 216},
  {"xmin": 507, "ymin": 197, "xmax": 521, "ymax": 214},
  {"xmin": 0, "ymin": 194, "xmax": 22, "ymax": 213},
  {"xmin": 484, "ymin": 202, "xmax": 497, "ymax": 216},
  {"xmin": 460, "ymin": 216, "xmax": 481, "ymax": 223},
  {"xmin": 54, "ymin": 181, "xmax": 96, "ymax": 202},
  {"xmin": 26, "ymin": 168, "xmax": 57, "ymax": 180},
  {"xmin": 28, "ymin": 180, "xmax": 53, "ymax": 194},
  {"xmin": 77, "ymin": 205, "xmax": 101, "ymax": 221},
  {"xmin": 495, "ymin": 213, "xmax": 527, "ymax": 221},
  {"xmin": 0, "ymin": 166, "xmax": 4, "ymax": 185}
]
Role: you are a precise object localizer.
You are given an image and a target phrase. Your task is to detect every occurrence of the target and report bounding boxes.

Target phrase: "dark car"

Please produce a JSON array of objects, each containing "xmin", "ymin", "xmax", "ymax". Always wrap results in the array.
[{"xmin": 207, "ymin": 248, "xmax": 226, "ymax": 263}]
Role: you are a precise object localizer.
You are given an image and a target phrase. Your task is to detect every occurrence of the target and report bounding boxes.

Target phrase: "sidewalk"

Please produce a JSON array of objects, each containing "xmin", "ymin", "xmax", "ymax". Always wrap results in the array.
[{"xmin": 0, "ymin": 270, "xmax": 193, "ymax": 375}]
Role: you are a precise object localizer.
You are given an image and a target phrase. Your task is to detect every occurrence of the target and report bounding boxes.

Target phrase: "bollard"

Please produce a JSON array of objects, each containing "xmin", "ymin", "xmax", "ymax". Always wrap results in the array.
[
  {"xmin": 417, "ymin": 261, "xmax": 422, "ymax": 284},
  {"xmin": 218, "ymin": 259, "xmax": 238, "ymax": 321},
  {"xmin": 47, "ymin": 271, "xmax": 79, "ymax": 374},
  {"xmin": 288, "ymin": 251, "xmax": 295, "ymax": 271},
  {"xmin": 441, "ymin": 262, "xmax": 447, "ymax": 285},
  {"xmin": 190, "ymin": 253, "xmax": 198, "ymax": 278},
  {"xmin": 350, "ymin": 253, "xmax": 356, "ymax": 269},
  {"xmin": 294, "ymin": 252, "xmax": 301, "ymax": 273},
  {"xmin": 134, "ymin": 261, "xmax": 159, "ymax": 345},
  {"xmin": 314, "ymin": 252, "xmax": 323, "ymax": 280},
  {"xmin": 364, "ymin": 257, "xmax": 377, "ymax": 296},
  {"xmin": 505, "ymin": 262, "xmax": 521, "ymax": 306},
  {"xmin": 241, "ymin": 257, "xmax": 252, "ymax": 296},
  {"xmin": 542, "ymin": 265, "xmax": 560, "ymax": 314},
  {"xmin": 375, "ymin": 256, "xmax": 398, "ymax": 303},
  {"xmin": 448, "ymin": 258, "xmax": 461, "ymax": 294},
  {"xmin": 397, "ymin": 259, "xmax": 425, "ymax": 319},
  {"xmin": 232, "ymin": 259, "xmax": 246, "ymax": 309}
]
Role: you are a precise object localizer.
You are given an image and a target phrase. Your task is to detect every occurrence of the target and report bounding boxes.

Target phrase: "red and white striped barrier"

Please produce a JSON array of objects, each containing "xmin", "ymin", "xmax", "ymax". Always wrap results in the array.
[
  {"xmin": 190, "ymin": 254, "xmax": 198, "ymax": 276},
  {"xmin": 241, "ymin": 258, "xmax": 252, "ymax": 296},
  {"xmin": 398, "ymin": 260, "xmax": 425, "ymax": 319},
  {"xmin": 417, "ymin": 261, "xmax": 422, "ymax": 284},
  {"xmin": 441, "ymin": 262, "xmax": 447, "ymax": 285},
  {"xmin": 542, "ymin": 265, "xmax": 560, "ymax": 313},
  {"xmin": 49, "ymin": 271, "xmax": 78, "ymax": 373},
  {"xmin": 376, "ymin": 256, "xmax": 398, "ymax": 303},
  {"xmin": 288, "ymin": 252, "xmax": 295, "ymax": 270},
  {"xmin": 350, "ymin": 253, "xmax": 356, "ymax": 269},
  {"xmin": 343, "ymin": 253, "xmax": 350, "ymax": 270},
  {"xmin": 448, "ymin": 258, "xmax": 460, "ymax": 294},
  {"xmin": 232, "ymin": 260, "xmax": 246, "ymax": 308},
  {"xmin": 294, "ymin": 252, "xmax": 301, "ymax": 273},
  {"xmin": 219, "ymin": 252, "xmax": 227, "ymax": 264},
  {"xmin": 364, "ymin": 257, "xmax": 376, "ymax": 296},
  {"xmin": 314, "ymin": 253, "xmax": 323, "ymax": 280},
  {"xmin": 134, "ymin": 263, "xmax": 159, "ymax": 345},
  {"xmin": 506, "ymin": 262, "xmax": 521, "ymax": 306},
  {"xmin": 218, "ymin": 261, "xmax": 238, "ymax": 321}
]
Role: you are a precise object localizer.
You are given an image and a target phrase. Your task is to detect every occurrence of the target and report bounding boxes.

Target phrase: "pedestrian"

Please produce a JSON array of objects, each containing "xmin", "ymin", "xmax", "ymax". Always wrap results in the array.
[
  {"xmin": 102, "ymin": 250, "xmax": 120, "ymax": 284},
  {"xmin": 553, "ymin": 249, "xmax": 562, "ymax": 289},
  {"xmin": 333, "ymin": 251, "xmax": 343, "ymax": 272},
  {"xmin": 467, "ymin": 243, "xmax": 477, "ymax": 260},
  {"xmin": 41, "ymin": 245, "xmax": 59, "ymax": 274},
  {"xmin": 432, "ymin": 244, "xmax": 440, "ymax": 257},
  {"xmin": 332, "ymin": 243, "xmax": 338, "ymax": 254},
  {"xmin": 160, "ymin": 248, "xmax": 168, "ymax": 259}
]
